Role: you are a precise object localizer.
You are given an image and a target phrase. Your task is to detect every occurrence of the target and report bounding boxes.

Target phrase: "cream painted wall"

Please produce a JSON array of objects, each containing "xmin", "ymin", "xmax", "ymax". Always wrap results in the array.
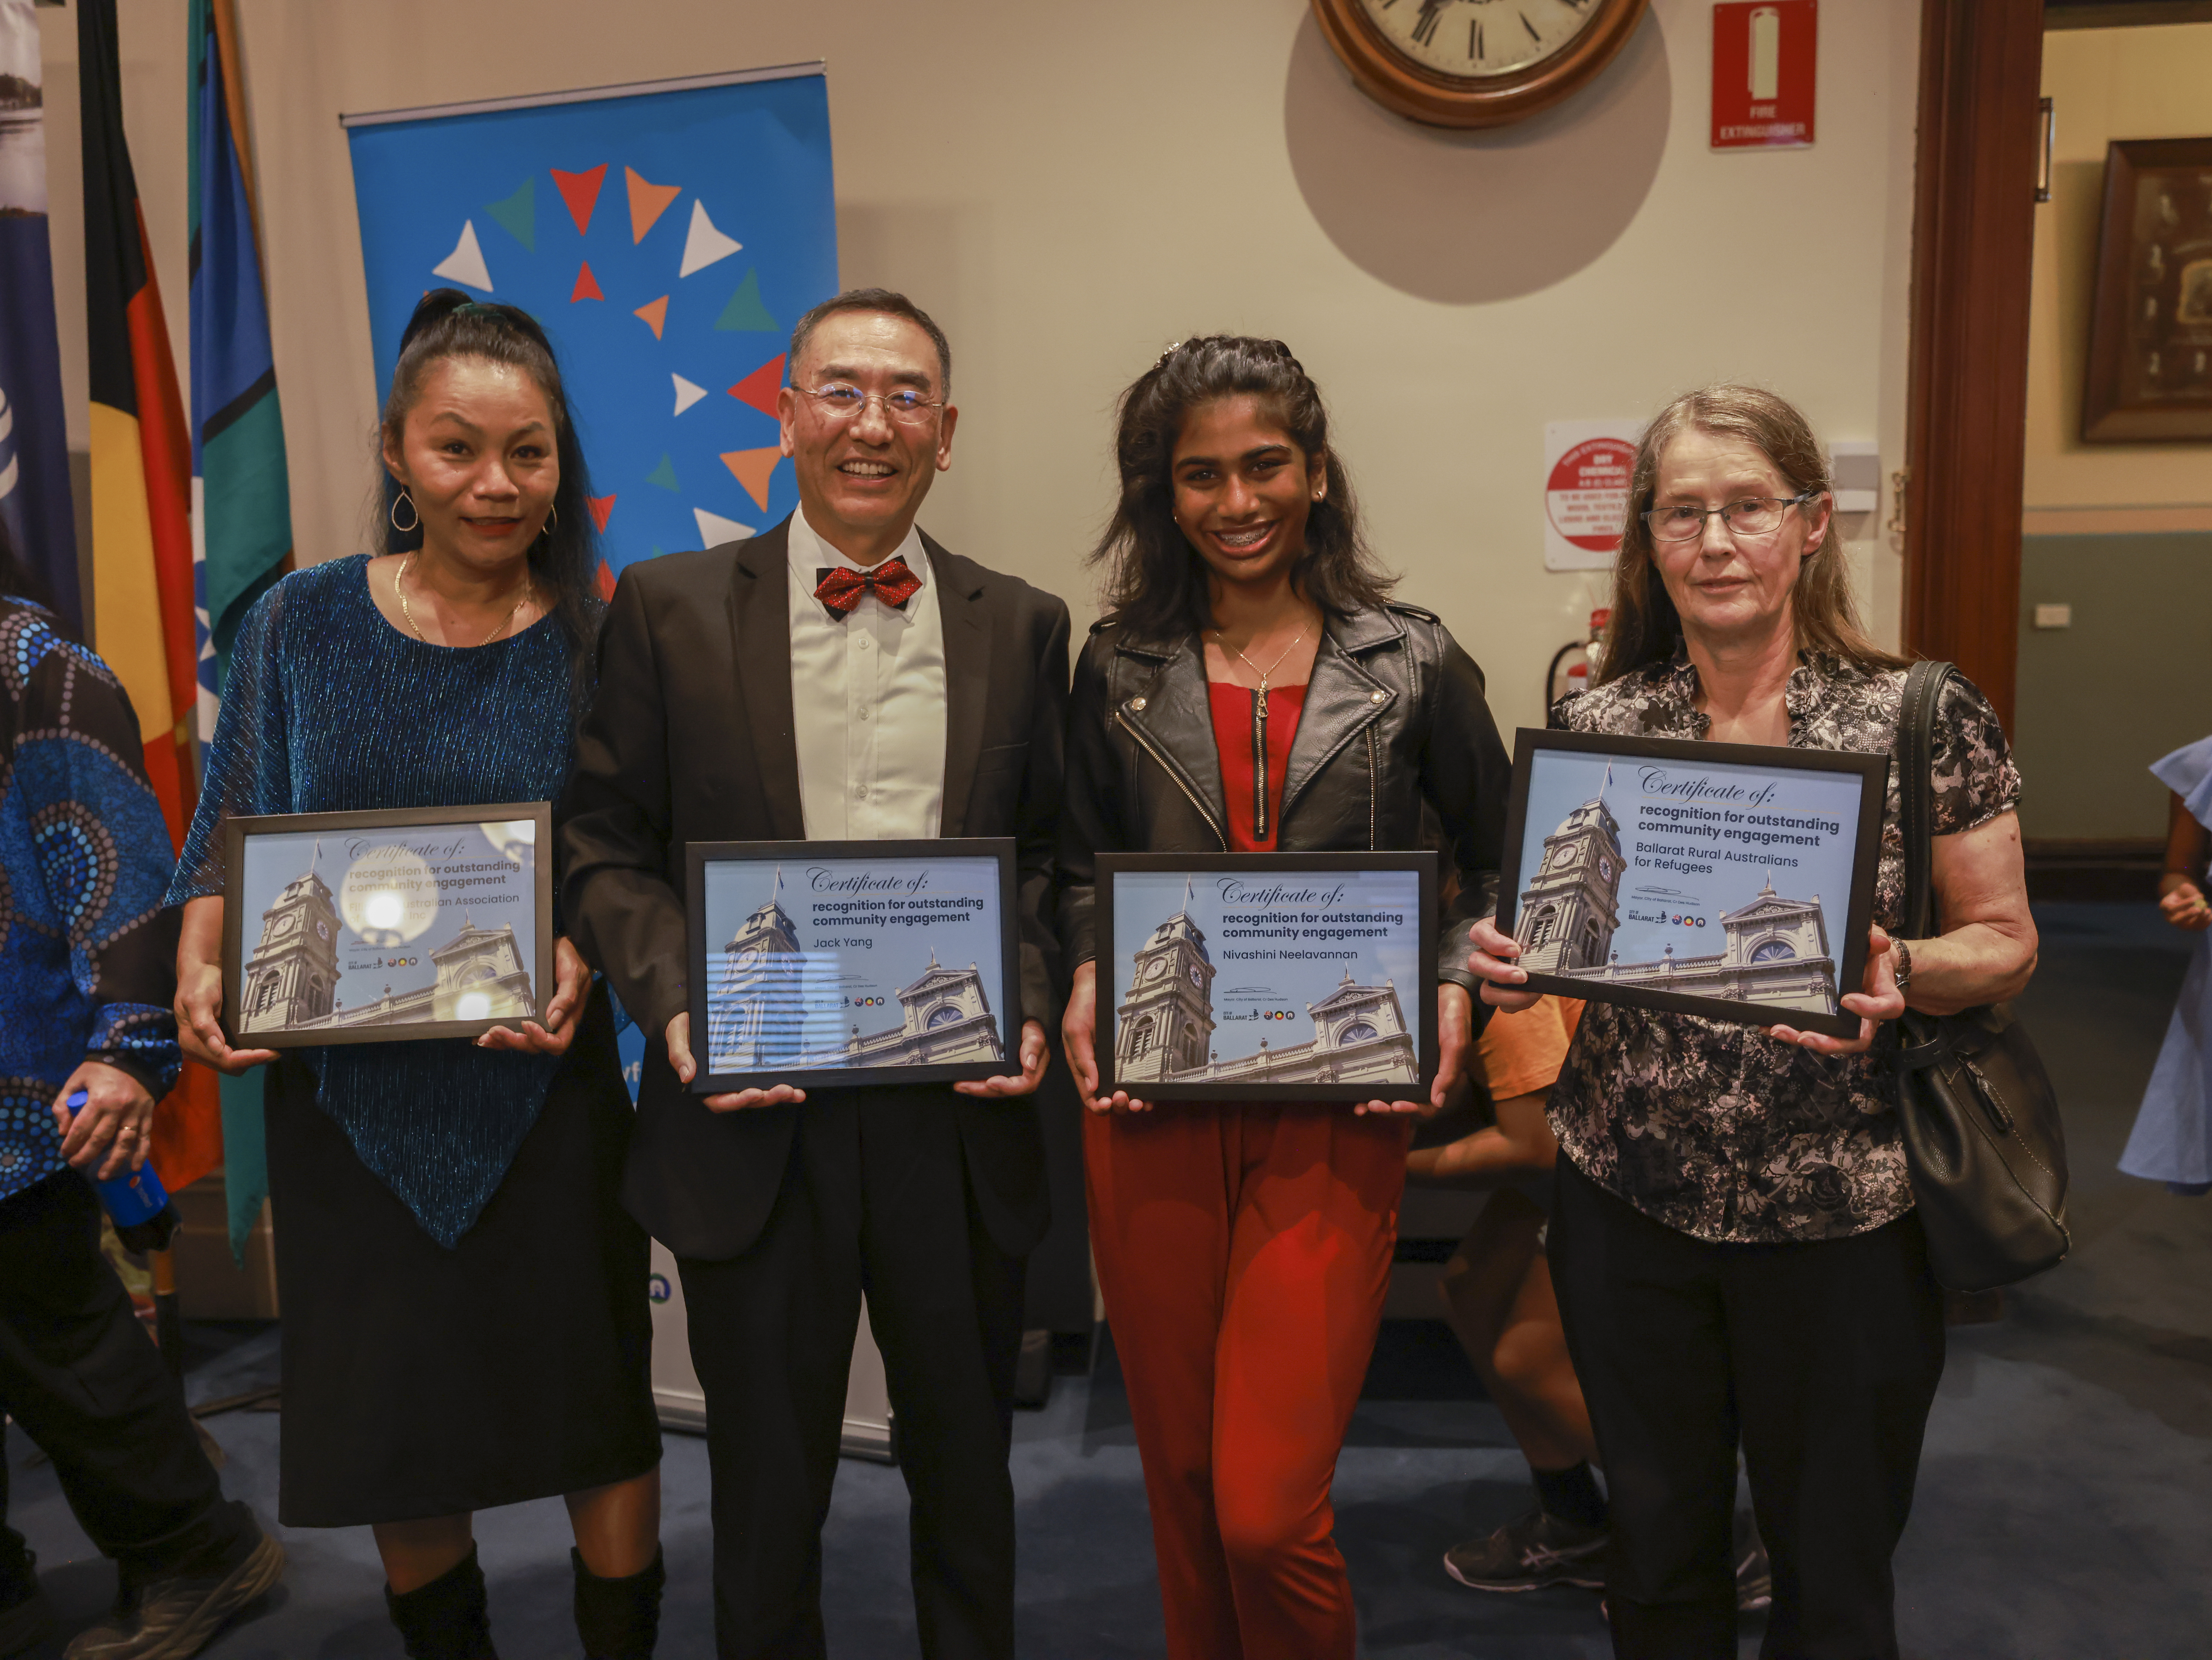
[
  {"xmin": 46, "ymin": 0, "xmax": 1921, "ymax": 740},
  {"xmin": 2025, "ymin": 22, "xmax": 2212, "ymax": 527}
]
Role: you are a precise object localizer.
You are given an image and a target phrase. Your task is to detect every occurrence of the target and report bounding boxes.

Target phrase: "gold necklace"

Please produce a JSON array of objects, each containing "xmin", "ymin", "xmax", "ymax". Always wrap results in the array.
[
  {"xmin": 398, "ymin": 554, "xmax": 532, "ymax": 648},
  {"xmin": 1214, "ymin": 622, "xmax": 1308, "ymax": 717}
]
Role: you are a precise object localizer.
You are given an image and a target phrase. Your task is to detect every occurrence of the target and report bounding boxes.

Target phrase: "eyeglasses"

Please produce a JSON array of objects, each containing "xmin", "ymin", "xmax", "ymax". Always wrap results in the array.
[
  {"xmin": 1642, "ymin": 492, "xmax": 1819, "ymax": 541},
  {"xmin": 800, "ymin": 383, "xmax": 945, "ymax": 428}
]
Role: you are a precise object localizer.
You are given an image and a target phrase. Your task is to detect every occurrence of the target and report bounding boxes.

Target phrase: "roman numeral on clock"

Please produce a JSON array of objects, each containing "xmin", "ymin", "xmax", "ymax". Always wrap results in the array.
[{"xmin": 1411, "ymin": 0, "xmax": 1444, "ymax": 46}]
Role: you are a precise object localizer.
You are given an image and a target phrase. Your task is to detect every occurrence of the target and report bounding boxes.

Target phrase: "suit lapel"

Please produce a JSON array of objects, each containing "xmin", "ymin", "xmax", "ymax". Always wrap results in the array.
[
  {"xmin": 927, "ymin": 533, "xmax": 990, "ymax": 840},
  {"xmin": 729, "ymin": 524, "xmax": 807, "ymax": 840}
]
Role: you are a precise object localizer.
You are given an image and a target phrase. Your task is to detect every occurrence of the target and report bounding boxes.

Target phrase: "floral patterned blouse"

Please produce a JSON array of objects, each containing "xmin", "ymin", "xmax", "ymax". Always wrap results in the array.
[{"xmin": 1546, "ymin": 649, "xmax": 2022, "ymax": 1243}]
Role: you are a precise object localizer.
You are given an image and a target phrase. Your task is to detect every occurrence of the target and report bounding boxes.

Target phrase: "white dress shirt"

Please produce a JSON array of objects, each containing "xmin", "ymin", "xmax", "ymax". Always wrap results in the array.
[{"xmin": 785, "ymin": 509, "xmax": 949, "ymax": 840}]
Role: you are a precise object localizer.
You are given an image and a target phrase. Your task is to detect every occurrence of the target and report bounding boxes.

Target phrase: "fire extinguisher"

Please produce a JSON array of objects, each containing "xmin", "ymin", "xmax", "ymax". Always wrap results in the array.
[{"xmin": 1545, "ymin": 609, "xmax": 1610, "ymax": 710}]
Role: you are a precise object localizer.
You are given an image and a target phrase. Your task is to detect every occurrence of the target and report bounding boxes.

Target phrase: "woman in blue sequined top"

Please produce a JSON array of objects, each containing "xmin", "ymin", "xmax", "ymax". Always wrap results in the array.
[{"xmin": 165, "ymin": 293, "xmax": 665, "ymax": 1657}]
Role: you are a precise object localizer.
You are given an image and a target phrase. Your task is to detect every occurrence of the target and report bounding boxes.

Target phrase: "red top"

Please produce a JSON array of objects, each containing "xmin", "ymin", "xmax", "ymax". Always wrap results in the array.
[{"xmin": 1208, "ymin": 682, "xmax": 1307, "ymax": 852}]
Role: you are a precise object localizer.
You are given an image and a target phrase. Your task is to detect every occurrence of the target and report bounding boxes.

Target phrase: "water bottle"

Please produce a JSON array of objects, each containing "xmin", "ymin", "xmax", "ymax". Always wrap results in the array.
[{"xmin": 65, "ymin": 1089, "xmax": 180, "ymax": 1253}]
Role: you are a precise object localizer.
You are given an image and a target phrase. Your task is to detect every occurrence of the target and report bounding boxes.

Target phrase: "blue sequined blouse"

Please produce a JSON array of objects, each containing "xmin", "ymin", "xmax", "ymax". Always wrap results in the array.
[{"xmin": 167, "ymin": 557, "xmax": 592, "ymax": 1247}]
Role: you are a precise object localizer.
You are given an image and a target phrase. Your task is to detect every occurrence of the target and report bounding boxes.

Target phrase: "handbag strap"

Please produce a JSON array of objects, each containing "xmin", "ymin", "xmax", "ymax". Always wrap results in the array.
[{"xmin": 1897, "ymin": 658, "xmax": 1955, "ymax": 945}]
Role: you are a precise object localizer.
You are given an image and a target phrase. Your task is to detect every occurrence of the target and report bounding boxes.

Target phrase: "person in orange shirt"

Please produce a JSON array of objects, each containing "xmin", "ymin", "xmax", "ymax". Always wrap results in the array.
[{"xmin": 1408, "ymin": 997, "xmax": 1772, "ymax": 1608}]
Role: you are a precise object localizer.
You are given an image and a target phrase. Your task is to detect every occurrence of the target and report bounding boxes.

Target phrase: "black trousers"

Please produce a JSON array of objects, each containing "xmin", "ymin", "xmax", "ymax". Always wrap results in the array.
[
  {"xmin": 1549, "ymin": 1157, "xmax": 1946, "ymax": 1660},
  {"xmin": 0, "ymin": 1174, "xmax": 255, "ymax": 1598},
  {"xmin": 676, "ymin": 1088, "xmax": 1027, "ymax": 1660}
]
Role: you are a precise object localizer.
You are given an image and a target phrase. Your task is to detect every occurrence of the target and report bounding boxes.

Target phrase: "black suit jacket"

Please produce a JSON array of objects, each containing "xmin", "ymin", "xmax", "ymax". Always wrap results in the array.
[{"xmin": 556, "ymin": 517, "xmax": 1071, "ymax": 1262}]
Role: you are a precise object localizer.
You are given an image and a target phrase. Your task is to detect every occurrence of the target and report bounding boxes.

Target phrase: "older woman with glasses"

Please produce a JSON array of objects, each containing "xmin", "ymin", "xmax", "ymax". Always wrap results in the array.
[{"xmin": 1464, "ymin": 385, "xmax": 2035, "ymax": 1660}]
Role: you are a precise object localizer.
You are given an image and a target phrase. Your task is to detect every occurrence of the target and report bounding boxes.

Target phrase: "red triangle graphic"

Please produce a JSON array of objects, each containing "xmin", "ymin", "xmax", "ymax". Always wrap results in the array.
[
  {"xmin": 728, "ymin": 354, "xmax": 786, "ymax": 420},
  {"xmin": 586, "ymin": 494, "xmax": 617, "ymax": 534},
  {"xmin": 570, "ymin": 261, "xmax": 603, "ymax": 303},
  {"xmin": 550, "ymin": 164, "xmax": 607, "ymax": 235},
  {"xmin": 593, "ymin": 559, "xmax": 618, "ymax": 602},
  {"xmin": 633, "ymin": 295, "xmax": 669, "ymax": 339}
]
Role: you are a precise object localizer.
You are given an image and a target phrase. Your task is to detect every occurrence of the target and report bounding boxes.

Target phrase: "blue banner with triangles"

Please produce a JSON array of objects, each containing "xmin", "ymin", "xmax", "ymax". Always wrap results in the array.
[{"xmin": 345, "ymin": 69, "xmax": 838, "ymax": 594}]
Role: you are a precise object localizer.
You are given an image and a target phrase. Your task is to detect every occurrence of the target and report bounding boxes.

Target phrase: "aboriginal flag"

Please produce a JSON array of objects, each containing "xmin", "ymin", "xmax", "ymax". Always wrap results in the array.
[{"xmin": 81, "ymin": 0, "xmax": 221, "ymax": 1194}]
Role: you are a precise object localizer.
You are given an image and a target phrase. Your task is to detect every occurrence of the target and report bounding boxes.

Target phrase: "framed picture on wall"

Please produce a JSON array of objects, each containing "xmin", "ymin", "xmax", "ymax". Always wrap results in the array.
[
  {"xmin": 1093, "ymin": 852, "xmax": 1439, "ymax": 1103},
  {"xmin": 221, "ymin": 804, "xmax": 554, "ymax": 1048},
  {"xmin": 2083, "ymin": 137, "xmax": 2212, "ymax": 443},
  {"xmin": 1495, "ymin": 731, "xmax": 1887, "ymax": 1040}
]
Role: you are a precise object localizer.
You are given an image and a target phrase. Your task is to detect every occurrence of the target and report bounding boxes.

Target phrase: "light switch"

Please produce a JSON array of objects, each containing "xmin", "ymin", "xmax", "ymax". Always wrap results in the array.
[
  {"xmin": 1829, "ymin": 441, "xmax": 1879, "ymax": 513},
  {"xmin": 2032, "ymin": 603, "xmax": 2072, "ymax": 629}
]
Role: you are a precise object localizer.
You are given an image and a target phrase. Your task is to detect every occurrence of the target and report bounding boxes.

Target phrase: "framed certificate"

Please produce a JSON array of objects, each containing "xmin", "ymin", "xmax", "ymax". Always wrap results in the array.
[
  {"xmin": 685, "ymin": 838, "xmax": 1021, "ymax": 1092},
  {"xmin": 1496, "ymin": 729, "xmax": 1888, "ymax": 1038},
  {"xmin": 222, "ymin": 803, "xmax": 553, "ymax": 1048},
  {"xmin": 1094, "ymin": 852, "xmax": 1439, "ymax": 1103}
]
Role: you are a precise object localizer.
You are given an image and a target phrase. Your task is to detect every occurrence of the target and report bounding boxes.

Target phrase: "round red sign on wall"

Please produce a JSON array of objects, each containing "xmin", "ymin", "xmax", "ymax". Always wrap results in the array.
[{"xmin": 1546, "ymin": 437, "xmax": 1638, "ymax": 554}]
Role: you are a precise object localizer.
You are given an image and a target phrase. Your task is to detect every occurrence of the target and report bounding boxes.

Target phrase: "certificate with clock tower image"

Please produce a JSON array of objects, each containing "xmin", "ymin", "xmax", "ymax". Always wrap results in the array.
[
  {"xmin": 1497, "ymin": 730, "xmax": 1887, "ymax": 1038},
  {"xmin": 221, "ymin": 803, "xmax": 554, "ymax": 1048},
  {"xmin": 1095, "ymin": 852, "xmax": 1439, "ymax": 1103}
]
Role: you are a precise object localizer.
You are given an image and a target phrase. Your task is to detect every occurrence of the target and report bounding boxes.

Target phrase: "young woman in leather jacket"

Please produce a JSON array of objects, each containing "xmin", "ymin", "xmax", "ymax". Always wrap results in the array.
[{"xmin": 1056, "ymin": 336, "xmax": 1512, "ymax": 1659}]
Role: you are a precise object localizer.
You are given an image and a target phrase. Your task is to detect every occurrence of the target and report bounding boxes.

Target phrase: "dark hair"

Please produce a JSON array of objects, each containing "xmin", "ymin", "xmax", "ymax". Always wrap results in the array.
[
  {"xmin": 378, "ymin": 288, "xmax": 603, "ymax": 721},
  {"xmin": 1090, "ymin": 336, "xmax": 1393, "ymax": 639},
  {"xmin": 787, "ymin": 286, "xmax": 953, "ymax": 392},
  {"xmin": 1599, "ymin": 383, "xmax": 1905, "ymax": 684}
]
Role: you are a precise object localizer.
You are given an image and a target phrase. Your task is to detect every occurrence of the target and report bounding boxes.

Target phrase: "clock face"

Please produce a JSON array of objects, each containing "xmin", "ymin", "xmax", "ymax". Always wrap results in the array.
[
  {"xmin": 268, "ymin": 911, "xmax": 298, "ymax": 937},
  {"xmin": 1145, "ymin": 958, "xmax": 1166, "ymax": 980},
  {"xmin": 316, "ymin": 919, "xmax": 331, "ymax": 939},
  {"xmin": 1599, "ymin": 857, "xmax": 1615, "ymax": 881},
  {"xmin": 1360, "ymin": 0, "xmax": 1605, "ymax": 80},
  {"xmin": 1189, "ymin": 964, "xmax": 1203, "ymax": 988}
]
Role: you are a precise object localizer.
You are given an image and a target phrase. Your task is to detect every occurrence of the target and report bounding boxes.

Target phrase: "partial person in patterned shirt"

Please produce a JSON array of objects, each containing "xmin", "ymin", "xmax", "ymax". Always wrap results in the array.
[
  {"xmin": 1463, "ymin": 386, "xmax": 2035, "ymax": 1660},
  {"xmin": 0, "ymin": 525, "xmax": 282, "ymax": 1659}
]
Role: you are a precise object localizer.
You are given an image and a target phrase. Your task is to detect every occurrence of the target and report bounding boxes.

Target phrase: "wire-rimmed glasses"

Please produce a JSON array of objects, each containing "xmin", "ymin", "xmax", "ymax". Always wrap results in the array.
[
  {"xmin": 799, "ymin": 383, "xmax": 945, "ymax": 428},
  {"xmin": 1642, "ymin": 492, "xmax": 1819, "ymax": 541}
]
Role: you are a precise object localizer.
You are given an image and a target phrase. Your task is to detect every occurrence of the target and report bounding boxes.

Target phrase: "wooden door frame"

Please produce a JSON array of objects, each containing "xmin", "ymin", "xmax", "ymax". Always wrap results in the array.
[{"xmin": 1900, "ymin": 0, "xmax": 2046, "ymax": 733}]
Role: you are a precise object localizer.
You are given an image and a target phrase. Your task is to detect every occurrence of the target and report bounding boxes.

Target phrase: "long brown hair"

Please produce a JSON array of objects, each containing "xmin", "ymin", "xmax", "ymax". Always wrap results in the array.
[
  {"xmin": 1090, "ymin": 336, "xmax": 1395, "ymax": 639},
  {"xmin": 1597, "ymin": 383, "xmax": 1906, "ymax": 684}
]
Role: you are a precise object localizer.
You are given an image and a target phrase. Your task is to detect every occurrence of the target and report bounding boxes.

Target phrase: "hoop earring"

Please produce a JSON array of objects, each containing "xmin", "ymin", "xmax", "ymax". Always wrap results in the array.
[{"xmin": 389, "ymin": 491, "xmax": 420, "ymax": 534}]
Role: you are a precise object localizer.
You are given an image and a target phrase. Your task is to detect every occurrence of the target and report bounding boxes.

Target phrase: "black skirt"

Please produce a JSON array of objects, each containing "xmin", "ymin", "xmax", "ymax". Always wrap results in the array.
[{"xmin": 263, "ymin": 996, "xmax": 660, "ymax": 1527}]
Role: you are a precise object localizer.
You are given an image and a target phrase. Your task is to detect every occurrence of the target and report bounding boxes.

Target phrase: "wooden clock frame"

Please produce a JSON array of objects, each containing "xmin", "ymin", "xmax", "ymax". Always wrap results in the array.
[{"xmin": 1310, "ymin": 0, "xmax": 1650, "ymax": 129}]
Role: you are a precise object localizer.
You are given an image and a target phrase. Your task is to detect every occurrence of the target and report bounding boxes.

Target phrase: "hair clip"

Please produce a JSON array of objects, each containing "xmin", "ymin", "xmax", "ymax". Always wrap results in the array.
[{"xmin": 1156, "ymin": 340, "xmax": 1182, "ymax": 367}]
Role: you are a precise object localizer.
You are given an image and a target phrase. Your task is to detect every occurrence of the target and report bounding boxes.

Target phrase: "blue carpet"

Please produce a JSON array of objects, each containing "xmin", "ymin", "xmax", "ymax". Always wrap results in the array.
[{"xmin": 7, "ymin": 902, "xmax": 2207, "ymax": 1656}]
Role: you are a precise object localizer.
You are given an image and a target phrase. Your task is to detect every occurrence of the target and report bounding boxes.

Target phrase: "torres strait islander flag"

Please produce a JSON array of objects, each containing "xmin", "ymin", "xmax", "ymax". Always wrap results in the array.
[
  {"xmin": 191, "ymin": 0, "xmax": 288, "ymax": 1250},
  {"xmin": 80, "ymin": 0, "xmax": 221, "ymax": 1194}
]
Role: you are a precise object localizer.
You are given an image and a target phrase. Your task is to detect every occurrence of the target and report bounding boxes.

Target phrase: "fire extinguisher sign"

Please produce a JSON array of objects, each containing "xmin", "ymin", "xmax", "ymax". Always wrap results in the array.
[{"xmin": 1712, "ymin": 0, "xmax": 1817, "ymax": 151}]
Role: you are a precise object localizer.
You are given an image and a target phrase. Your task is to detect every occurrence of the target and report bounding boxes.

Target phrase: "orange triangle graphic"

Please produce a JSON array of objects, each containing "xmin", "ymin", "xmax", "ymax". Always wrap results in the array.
[
  {"xmin": 586, "ymin": 494, "xmax": 617, "ymax": 533},
  {"xmin": 720, "ymin": 447, "xmax": 781, "ymax": 512},
  {"xmin": 625, "ymin": 166, "xmax": 682, "ymax": 243},
  {"xmin": 593, "ymin": 559, "xmax": 618, "ymax": 602},
  {"xmin": 551, "ymin": 163, "xmax": 607, "ymax": 235},
  {"xmin": 632, "ymin": 296, "xmax": 669, "ymax": 339},
  {"xmin": 728, "ymin": 354, "xmax": 786, "ymax": 419},
  {"xmin": 570, "ymin": 260, "xmax": 603, "ymax": 302}
]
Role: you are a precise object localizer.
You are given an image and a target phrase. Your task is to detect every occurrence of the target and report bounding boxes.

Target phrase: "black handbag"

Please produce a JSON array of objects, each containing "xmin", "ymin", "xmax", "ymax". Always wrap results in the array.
[{"xmin": 1892, "ymin": 660, "xmax": 2070, "ymax": 1292}]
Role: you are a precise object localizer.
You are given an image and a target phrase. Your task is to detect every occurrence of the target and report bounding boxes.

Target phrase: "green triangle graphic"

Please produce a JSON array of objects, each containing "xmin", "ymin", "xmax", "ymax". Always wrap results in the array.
[
  {"xmin": 714, "ymin": 269, "xmax": 780, "ymax": 333},
  {"xmin": 645, "ymin": 454, "xmax": 680, "ymax": 493},
  {"xmin": 486, "ymin": 177, "xmax": 535, "ymax": 252}
]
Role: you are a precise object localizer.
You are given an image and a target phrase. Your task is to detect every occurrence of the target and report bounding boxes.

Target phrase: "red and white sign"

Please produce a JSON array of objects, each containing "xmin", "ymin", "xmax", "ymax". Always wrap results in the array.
[
  {"xmin": 1544, "ymin": 421, "xmax": 1640, "ymax": 571},
  {"xmin": 1712, "ymin": 0, "xmax": 1817, "ymax": 151}
]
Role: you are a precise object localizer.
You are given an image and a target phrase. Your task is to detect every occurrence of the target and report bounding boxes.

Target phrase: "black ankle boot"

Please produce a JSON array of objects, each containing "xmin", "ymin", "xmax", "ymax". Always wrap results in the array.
[
  {"xmin": 572, "ymin": 1545, "xmax": 663, "ymax": 1659},
  {"xmin": 385, "ymin": 1545, "xmax": 498, "ymax": 1660}
]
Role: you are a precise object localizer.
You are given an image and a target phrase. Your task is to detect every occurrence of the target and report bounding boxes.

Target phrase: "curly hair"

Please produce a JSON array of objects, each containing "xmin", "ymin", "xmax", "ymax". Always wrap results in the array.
[
  {"xmin": 1089, "ymin": 335, "xmax": 1395, "ymax": 639},
  {"xmin": 376, "ymin": 288, "xmax": 605, "ymax": 722},
  {"xmin": 1599, "ymin": 382, "xmax": 1905, "ymax": 684}
]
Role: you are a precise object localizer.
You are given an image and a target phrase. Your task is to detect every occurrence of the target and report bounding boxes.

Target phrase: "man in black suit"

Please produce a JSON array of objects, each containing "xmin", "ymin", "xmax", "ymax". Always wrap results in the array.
[{"xmin": 558, "ymin": 289, "xmax": 1067, "ymax": 1660}]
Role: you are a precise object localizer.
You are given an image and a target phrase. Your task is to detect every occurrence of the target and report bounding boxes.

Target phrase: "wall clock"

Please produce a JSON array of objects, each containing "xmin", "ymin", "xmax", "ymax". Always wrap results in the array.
[{"xmin": 1311, "ymin": 0, "xmax": 1650, "ymax": 129}]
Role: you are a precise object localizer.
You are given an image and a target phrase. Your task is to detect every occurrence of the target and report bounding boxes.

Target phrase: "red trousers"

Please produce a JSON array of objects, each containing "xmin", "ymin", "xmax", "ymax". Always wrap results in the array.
[{"xmin": 1085, "ymin": 1103, "xmax": 1407, "ymax": 1660}]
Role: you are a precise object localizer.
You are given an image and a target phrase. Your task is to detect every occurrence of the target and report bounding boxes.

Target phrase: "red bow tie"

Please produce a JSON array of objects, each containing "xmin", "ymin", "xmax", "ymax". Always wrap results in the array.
[{"xmin": 813, "ymin": 557, "xmax": 921, "ymax": 616}]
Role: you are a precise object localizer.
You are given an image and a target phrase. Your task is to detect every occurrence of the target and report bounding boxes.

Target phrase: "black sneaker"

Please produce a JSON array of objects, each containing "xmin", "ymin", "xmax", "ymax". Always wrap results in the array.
[
  {"xmin": 1443, "ymin": 1510, "xmax": 1608, "ymax": 1592},
  {"xmin": 1734, "ymin": 1510, "xmax": 1772, "ymax": 1613},
  {"xmin": 63, "ymin": 1529, "xmax": 284, "ymax": 1659}
]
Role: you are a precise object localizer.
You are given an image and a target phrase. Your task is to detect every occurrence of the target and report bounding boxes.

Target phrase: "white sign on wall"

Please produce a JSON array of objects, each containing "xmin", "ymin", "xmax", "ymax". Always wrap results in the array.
[{"xmin": 1544, "ymin": 420, "xmax": 1644, "ymax": 571}]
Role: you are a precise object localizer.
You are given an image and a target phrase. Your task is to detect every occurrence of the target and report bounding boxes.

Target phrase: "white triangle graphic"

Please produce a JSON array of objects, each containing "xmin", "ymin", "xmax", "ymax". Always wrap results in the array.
[
  {"xmin": 431, "ymin": 220, "xmax": 494, "ymax": 291},
  {"xmin": 677, "ymin": 199, "xmax": 743, "ymax": 278},
  {"xmin": 694, "ymin": 507, "xmax": 756, "ymax": 548},
  {"xmin": 672, "ymin": 374, "xmax": 709, "ymax": 417}
]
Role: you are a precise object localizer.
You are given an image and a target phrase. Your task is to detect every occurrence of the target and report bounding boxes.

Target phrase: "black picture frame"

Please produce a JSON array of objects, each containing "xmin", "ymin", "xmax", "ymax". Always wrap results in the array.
[
  {"xmin": 2081, "ymin": 137, "xmax": 2212, "ymax": 444},
  {"xmin": 1095, "ymin": 851, "xmax": 1440, "ymax": 1103},
  {"xmin": 685, "ymin": 837, "xmax": 1022, "ymax": 1093},
  {"xmin": 1496, "ymin": 729, "xmax": 1888, "ymax": 1039},
  {"xmin": 221, "ymin": 802, "xmax": 555, "ymax": 1049}
]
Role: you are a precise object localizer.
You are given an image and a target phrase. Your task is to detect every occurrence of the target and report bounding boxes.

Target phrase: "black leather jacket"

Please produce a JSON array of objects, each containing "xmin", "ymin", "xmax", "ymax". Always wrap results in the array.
[{"xmin": 1055, "ymin": 602, "xmax": 1511, "ymax": 991}]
